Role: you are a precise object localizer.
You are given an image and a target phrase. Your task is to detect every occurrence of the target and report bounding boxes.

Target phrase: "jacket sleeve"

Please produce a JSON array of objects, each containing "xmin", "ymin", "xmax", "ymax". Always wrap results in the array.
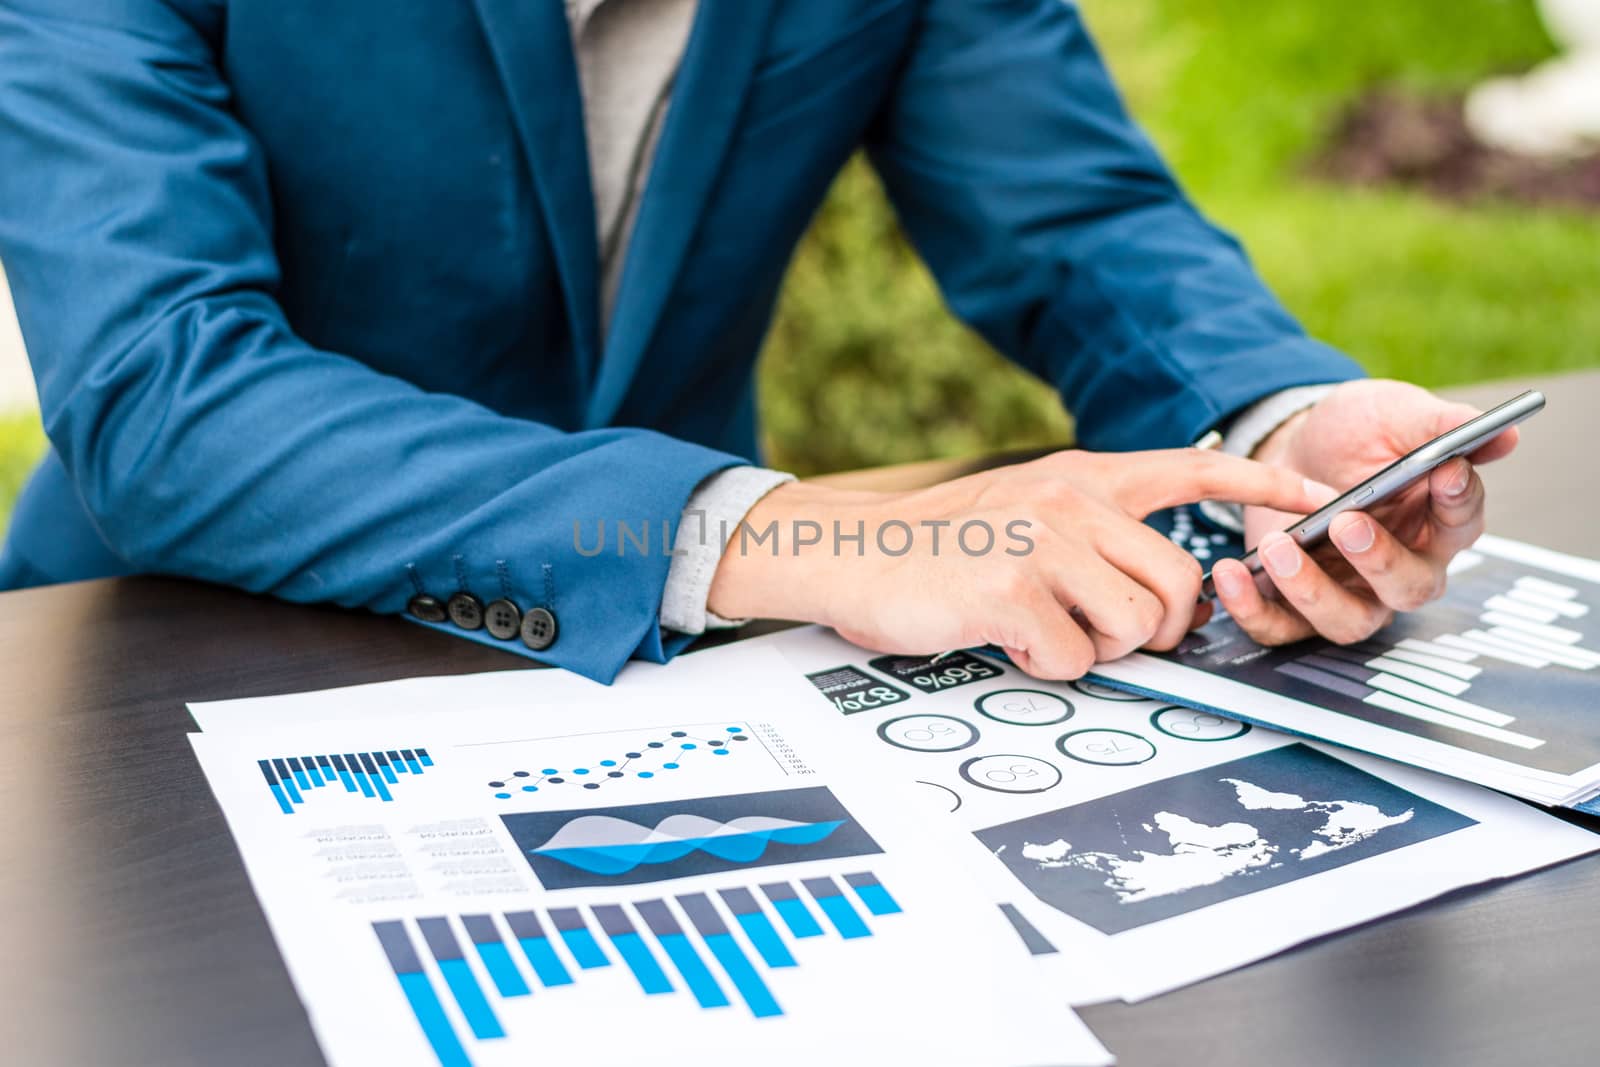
[
  {"xmin": 0, "ymin": 2, "xmax": 741, "ymax": 682},
  {"xmin": 866, "ymin": 0, "xmax": 1365, "ymax": 451}
]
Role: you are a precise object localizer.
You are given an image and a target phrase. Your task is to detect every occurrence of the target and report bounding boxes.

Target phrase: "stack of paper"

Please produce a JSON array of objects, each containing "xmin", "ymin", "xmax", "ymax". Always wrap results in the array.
[
  {"xmin": 189, "ymin": 649, "xmax": 1111, "ymax": 1067},
  {"xmin": 1091, "ymin": 536, "xmax": 1600, "ymax": 813},
  {"xmin": 755, "ymin": 626, "xmax": 1598, "ymax": 1004},
  {"xmin": 185, "ymin": 548, "xmax": 1600, "ymax": 1062}
]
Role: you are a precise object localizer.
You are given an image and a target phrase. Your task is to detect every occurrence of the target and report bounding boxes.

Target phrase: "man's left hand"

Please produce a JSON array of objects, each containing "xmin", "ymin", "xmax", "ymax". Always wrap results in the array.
[{"xmin": 1210, "ymin": 378, "xmax": 1520, "ymax": 645}]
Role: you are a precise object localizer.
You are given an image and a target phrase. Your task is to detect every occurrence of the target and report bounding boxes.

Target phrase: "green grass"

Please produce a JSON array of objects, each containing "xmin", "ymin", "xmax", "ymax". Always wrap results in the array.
[{"xmin": 761, "ymin": 0, "xmax": 1596, "ymax": 473}]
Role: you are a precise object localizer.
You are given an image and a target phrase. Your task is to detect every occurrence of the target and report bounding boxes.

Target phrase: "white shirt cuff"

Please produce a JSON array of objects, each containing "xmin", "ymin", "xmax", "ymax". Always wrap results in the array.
[
  {"xmin": 1197, "ymin": 384, "xmax": 1338, "ymax": 533},
  {"xmin": 660, "ymin": 466, "xmax": 796, "ymax": 634}
]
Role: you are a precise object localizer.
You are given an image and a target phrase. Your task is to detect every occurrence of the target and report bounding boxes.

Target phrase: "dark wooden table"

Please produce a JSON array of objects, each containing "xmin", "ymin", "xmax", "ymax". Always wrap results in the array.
[{"xmin": 3, "ymin": 372, "xmax": 1598, "ymax": 1066}]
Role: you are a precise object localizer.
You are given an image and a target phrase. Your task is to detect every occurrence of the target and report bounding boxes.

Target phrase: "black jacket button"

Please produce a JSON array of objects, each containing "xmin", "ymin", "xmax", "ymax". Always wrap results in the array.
[
  {"xmin": 447, "ymin": 591, "xmax": 485, "ymax": 630},
  {"xmin": 520, "ymin": 606, "xmax": 558, "ymax": 651},
  {"xmin": 407, "ymin": 593, "xmax": 447, "ymax": 623},
  {"xmin": 485, "ymin": 598, "xmax": 522, "ymax": 640}
]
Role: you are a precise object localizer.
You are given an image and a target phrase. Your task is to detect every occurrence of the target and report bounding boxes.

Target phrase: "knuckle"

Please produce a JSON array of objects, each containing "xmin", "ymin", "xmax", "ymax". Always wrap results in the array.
[
  {"xmin": 1285, "ymin": 580, "xmax": 1323, "ymax": 612},
  {"xmin": 1039, "ymin": 481, "xmax": 1084, "ymax": 510},
  {"xmin": 1224, "ymin": 585, "xmax": 1263, "ymax": 622},
  {"xmin": 1392, "ymin": 581, "xmax": 1433, "ymax": 613},
  {"xmin": 1171, "ymin": 555, "xmax": 1205, "ymax": 602},
  {"xmin": 993, "ymin": 567, "xmax": 1035, "ymax": 604},
  {"xmin": 1358, "ymin": 544, "xmax": 1396, "ymax": 578},
  {"xmin": 1131, "ymin": 595, "xmax": 1165, "ymax": 641},
  {"xmin": 1092, "ymin": 632, "xmax": 1136, "ymax": 664},
  {"xmin": 1060, "ymin": 639, "xmax": 1096, "ymax": 679},
  {"xmin": 1239, "ymin": 614, "xmax": 1291, "ymax": 646},
  {"xmin": 1330, "ymin": 605, "xmax": 1387, "ymax": 644},
  {"xmin": 1324, "ymin": 620, "xmax": 1365, "ymax": 645}
]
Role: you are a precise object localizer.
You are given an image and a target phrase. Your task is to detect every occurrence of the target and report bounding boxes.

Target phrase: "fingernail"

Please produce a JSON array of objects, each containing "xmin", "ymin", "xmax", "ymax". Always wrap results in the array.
[
  {"xmin": 1304, "ymin": 478, "xmax": 1338, "ymax": 507},
  {"xmin": 1337, "ymin": 516, "xmax": 1375, "ymax": 554},
  {"xmin": 1214, "ymin": 566, "xmax": 1243, "ymax": 600},
  {"xmin": 1261, "ymin": 535, "xmax": 1302, "ymax": 578},
  {"xmin": 1443, "ymin": 461, "xmax": 1471, "ymax": 497}
]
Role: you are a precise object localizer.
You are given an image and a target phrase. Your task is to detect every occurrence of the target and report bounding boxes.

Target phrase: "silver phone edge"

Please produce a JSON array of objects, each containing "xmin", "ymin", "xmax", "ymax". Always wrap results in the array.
[{"xmin": 1195, "ymin": 389, "xmax": 1545, "ymax": 601}]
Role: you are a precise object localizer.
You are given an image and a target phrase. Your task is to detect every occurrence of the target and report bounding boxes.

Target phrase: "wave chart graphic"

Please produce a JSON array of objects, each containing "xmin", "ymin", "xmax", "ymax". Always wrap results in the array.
[{"xmin": 529, "ymin": 814, "xmax": 847, "ymax": 875}]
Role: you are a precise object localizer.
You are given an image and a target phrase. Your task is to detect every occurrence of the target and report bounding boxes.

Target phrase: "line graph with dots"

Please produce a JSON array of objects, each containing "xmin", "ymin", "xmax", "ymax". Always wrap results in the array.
[{"xmin": 484, "ymin": 726, "xmax": 757, "ymax": 800}]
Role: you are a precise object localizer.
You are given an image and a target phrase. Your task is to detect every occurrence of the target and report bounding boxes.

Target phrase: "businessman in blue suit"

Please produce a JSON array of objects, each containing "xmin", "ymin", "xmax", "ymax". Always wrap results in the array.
[{"xmin": 0, "ymin": 0, "xmax": 1516, "ymax": 682}]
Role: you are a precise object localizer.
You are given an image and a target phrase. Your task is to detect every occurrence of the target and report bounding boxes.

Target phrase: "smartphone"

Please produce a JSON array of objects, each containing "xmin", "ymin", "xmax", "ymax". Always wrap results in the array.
[{"xmin": 1199, "ymin": 389, "xmax": 1545, "ymax": 599}]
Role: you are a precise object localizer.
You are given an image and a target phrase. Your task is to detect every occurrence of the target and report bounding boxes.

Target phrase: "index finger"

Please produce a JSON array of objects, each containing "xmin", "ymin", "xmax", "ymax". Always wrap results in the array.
[{"xmin": 1113, "ymin": 450, "xmax": 1336, "ymax": 519}]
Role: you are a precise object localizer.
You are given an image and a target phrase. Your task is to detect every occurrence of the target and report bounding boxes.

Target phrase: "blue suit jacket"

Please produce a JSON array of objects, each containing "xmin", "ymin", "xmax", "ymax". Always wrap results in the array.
[{"xmin": 0, "ymin": 0, "xmax": 1361, "ymax": 681}]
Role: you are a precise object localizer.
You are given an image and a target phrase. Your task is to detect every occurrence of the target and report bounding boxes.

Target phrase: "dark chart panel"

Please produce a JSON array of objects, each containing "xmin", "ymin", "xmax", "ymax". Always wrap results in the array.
[
  {"xmin": 500, "ymin": 786, "xmax": 883, "ymax": 889},
  {"xmin": 1161, "ymin": 554, "xmax": 1600, "ymax": 775},
  {"xmin": 978, "ymin": 744, "xmax": 1476, "ymax": 935}
]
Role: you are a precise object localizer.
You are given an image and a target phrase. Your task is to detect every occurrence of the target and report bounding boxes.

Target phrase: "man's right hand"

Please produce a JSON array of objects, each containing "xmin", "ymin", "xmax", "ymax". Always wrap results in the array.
[{"xmin": 707, "ymin": 449, "xmax": 1333, "ymax": 680}]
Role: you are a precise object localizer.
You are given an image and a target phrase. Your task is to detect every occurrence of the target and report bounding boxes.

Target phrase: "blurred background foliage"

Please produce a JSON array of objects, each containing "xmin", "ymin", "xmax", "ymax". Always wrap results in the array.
[
  {"xmin": 760, "ymin": 0, "xmax": 1588, "ymax": 474},
  {"xmin": 0, "ymin": 413, "xmax": 43, "ymax": 522},
  {"xmin": 0, "ymin": 0, "xmax": 1592, "ymax": 528}
]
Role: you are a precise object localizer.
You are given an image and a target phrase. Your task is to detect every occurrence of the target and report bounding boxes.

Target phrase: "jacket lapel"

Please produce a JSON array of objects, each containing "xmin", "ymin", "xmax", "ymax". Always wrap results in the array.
[
  {"xmin": 471, "ymin": 0, "xmax": 602, "ymax": 385},
  {"xmin": 584, "ymin": 0, "xmax": 781, "ymax": 427}
]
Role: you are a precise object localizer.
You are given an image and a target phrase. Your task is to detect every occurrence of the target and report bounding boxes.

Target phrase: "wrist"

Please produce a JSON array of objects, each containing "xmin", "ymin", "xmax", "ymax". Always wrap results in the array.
[
  {"xmin": 1251, "ymin": 405, "xmax": 1312, "ymax": 467},
  {"xmin": 705, "ymin": 481, "xmax": 892, "ymax": 626}
]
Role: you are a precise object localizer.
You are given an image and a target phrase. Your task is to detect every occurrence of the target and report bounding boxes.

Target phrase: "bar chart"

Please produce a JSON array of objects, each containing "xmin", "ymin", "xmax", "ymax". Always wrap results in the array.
[
  {"xmin": 1273, "ymin": 565, "xmax": 1596, "ymax": 753},
  {"xmin": 1166, "ymin": 552, "xmax": 1600, "ymax": 775},
  {"xmin": 259, "ymin": 748, "xmax": 433, "ymax": 814},
  {"xmin": 372, "ymin": 871, "xmax": 904, "ymax": 1066}
]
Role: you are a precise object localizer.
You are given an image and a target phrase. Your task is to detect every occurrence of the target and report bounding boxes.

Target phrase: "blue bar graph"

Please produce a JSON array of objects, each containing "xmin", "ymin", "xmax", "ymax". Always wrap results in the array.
[
  {"xmin": 360, "ymin": 753, "xmax": 394, "ymax": 801},
  {"xmin": 635, "ymin": 899, "xmax": 730, "ymax": 1009},
  {"xmin": 677, "ymin": 892, "xmax": 783, "ymax": 1018},
  {"xmin": 330, "ymin": 754, "xmax": 356, "ymax": 792},
  {"xmin": 760, "ymin": 880, "xmax": 825, "ymax": 938},
  {"xmin": 258, "ymin": 746, "xmax": 433, "ymax": 813},
  {"xmin": 548, "ymin": 907, "xmax": 610, "ymax": 969},
  {"xmin": 373, "ymin": 921, "xmax": 472, "ymax": 1067},
  {"xmin": 348, "ymin": 753, "xmax": 376, "ymax": 798},
  {"xmin": 418, "ymin": 917, "xmax": 504, "ymax": 1040},
  {"xmin": 802, "ymin": 877, "xmax": 871, "ymax": 939},
  {"xmin": 272, "ymin": 759, "xmax": 302, "ymax": 806},
  {"xmin": 718, "ymin": 887, "xmax": 796, "ymax": 967},
  {"xmin": 461, "ymin": 914, "xmax": 531, "ymax": 998},
  {"xmin": 504, "ymin": 910, "xmax": 574, "ymax": 987},
  {"xmin": 593, "ymin": 905, "xmax": 674, "ymax": 995},
  {"xmin": 371, "ymin": 874, "xmax": 903, "ymax": 1065},
  {"xmin": 843, "ymin": 871, "xmax": 903, "ymax": 916}
]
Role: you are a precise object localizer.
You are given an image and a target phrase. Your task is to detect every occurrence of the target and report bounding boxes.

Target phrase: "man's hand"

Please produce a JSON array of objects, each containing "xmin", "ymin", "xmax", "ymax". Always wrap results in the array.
[
  {"xmin": 1212, "ymin": 379, "xmax": 1520, "ymax": 646},
  {"xmin": 708, "ymin": 449, "xmax": 1333, "ymax": 680}
]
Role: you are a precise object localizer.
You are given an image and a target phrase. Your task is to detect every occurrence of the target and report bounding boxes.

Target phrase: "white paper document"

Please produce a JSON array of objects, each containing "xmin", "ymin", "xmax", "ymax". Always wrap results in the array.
[
  {"xmin": 1090, "ymin": 536, "xmax": 1600, "ymax": 810},
  {"xmin": 188, "ymin": 649, "xmax": 1110, "ymax": 1067},
  {"xmin": 754, "ymin": 626, "xmax": 1599, "ymax": 1002}
]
